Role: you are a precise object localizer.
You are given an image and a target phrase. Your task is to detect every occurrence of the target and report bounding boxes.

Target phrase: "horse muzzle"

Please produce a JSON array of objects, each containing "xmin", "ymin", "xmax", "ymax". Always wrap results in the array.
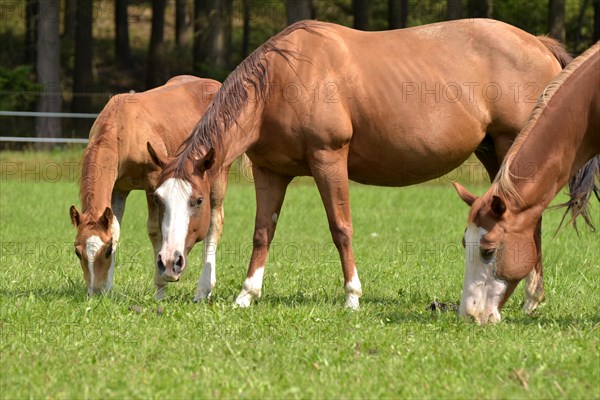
[{"xmin": 157, "ymin": 250, "xmax": 186, "ymax": 282}]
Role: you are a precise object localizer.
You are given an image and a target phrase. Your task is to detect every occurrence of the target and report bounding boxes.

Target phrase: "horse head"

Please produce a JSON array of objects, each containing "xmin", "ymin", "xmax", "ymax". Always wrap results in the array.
[
  {"xmin": 148, "ymin": 142, "xmax": 214, "ymax": 282},
  {"xmin": 69, "ymin": 206, "xmax": 120, "ymax": 296},
  {"xmin": 453, "ymin": 182, "xmax": 539, "ymax": 324}
]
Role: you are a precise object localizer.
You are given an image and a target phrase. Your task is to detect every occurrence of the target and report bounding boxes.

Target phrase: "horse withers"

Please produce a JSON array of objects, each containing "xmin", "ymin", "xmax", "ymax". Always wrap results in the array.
[
  {"xmin": 155, "ymin": 20, "xmax": 570, "ymax": 309},
  {"xmin": 69, "ymin": 76, "xmax": 221, "ymax": 298},
  {"xmin": 454, "ymin": 42, "xmax": 600, "ymax": 324}
]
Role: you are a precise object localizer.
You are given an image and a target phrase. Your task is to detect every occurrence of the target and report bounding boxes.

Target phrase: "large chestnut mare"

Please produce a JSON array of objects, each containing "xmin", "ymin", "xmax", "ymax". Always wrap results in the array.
[
  {"xmin": 69, "ymin": 76, "xmax": 221, "ymax": 298},
  {"xmin": 154, "ymin": 20, "xmax": 570, "ymax": 309},
  {"xmin": 453, "ymin": 42, "xmax": 600, "ymax": 324}
]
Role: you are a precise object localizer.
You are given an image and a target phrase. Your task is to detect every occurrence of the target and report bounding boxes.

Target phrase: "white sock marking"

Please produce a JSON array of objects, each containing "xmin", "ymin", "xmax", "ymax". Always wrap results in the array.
[{"xmin": 235, "ymin": 267, "xmax": 265, "ymax": 308}]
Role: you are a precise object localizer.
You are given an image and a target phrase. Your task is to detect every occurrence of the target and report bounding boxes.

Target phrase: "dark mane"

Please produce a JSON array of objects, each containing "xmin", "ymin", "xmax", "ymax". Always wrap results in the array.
[{"xmin": 164, "ymin": 20, "xmax": 324, "ymax": 182}]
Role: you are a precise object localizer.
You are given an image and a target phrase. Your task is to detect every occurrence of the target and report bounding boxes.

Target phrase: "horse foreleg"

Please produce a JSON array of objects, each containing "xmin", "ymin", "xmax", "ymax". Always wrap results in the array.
[
  {"xmin": 108, "ymin": 190, "xmax": 129, "ymax": 292},
  {"xmin": 194, "ymin": 168, "xmax": 229, "ymax": 302},
  {"xmin": 524, "ymin": 217, "xmax": 545, "ymax": 313},
  {"xmin": 309, "ymin": 148, "xmax": 362, "ymax": 310},
  {"xmin": 235, "ymin": 164, "xmax": 291, "ymax": 307},
  {"xmin": 146, "ymin": 193, "xmax": 166, "ymax": 301}
]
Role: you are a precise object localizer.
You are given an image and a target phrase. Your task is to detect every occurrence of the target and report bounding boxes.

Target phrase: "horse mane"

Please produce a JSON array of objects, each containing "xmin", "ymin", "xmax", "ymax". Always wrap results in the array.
[
  {"xmin": 163, "ymin": 21, "xmax": 324, "ymax": 182},
  {"xmin": 493, "ymin": 42, "xmax": 600, "ymax": 229},
  {"xmin": 79, "ymin": 100, "xmax": 120, "ymax": 215}
]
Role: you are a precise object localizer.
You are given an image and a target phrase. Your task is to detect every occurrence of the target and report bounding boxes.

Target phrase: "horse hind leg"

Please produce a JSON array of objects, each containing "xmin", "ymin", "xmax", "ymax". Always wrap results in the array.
[{"xmin": 235, "ymin": 164, "xmax": 292, "ymax": 307}]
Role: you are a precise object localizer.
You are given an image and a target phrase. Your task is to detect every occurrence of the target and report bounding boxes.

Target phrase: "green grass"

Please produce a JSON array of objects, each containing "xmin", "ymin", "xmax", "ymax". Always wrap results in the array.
[{"xmin": 1, "ymin": 152, "xmax": 599, "ymax": 399}]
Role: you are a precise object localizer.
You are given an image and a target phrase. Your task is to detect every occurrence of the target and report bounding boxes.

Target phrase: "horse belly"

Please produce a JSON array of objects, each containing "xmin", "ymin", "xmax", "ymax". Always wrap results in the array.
[{"xmin": 347, "ymin": 127, "xmax": 482, "ymax": 187}]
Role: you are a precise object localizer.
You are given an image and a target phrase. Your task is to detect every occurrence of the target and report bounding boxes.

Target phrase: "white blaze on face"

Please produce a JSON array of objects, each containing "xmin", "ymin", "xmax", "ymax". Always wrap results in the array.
[
  {"xmin": 85, "ymin": 235, "xmax": 104, "ymax": 295},
  {"xmin": 460, "ymin": 223, "xmax": 508, "ymax": 324},
  {"xmin": 156, "ymin": 178, "xmax": 193, "ymax": 258}
]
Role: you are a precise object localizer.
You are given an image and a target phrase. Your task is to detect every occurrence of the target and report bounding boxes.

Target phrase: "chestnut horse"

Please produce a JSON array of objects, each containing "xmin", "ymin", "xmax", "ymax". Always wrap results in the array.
[
  {"xmin": 154, "ymin": 20, "xmax": 570, "ymax": 309},
  {"xmin": 69, "ymin": 76, "xmax": 221, "ymax": 298},
  {"xmin": 454, "ymin": 42, "xmax": 599, "ymax": 324}
]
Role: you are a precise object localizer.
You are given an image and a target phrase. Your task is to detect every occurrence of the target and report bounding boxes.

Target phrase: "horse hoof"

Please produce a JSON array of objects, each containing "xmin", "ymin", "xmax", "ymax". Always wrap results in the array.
[
  {"xmin": 154, "ymin": 289, "xmax": 166, "ymax": 301},
  {"xmin": 235, "ymin": 293, "xmax": 252, "ymax": 308},
  {"xmin": 193, "ymin": 289, "xmax": 211, "ymax": 303},
  {"xmin": 345, "ymin": 295, "xmax": 360, "ymax": 310},
  {"xmin": 523, "ymin": 298, "xmax": 542, "ymax": 315}
]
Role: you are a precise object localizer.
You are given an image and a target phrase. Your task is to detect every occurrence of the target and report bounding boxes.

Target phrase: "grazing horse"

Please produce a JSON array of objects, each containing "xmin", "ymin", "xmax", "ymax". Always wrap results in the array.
[
  {"xmin": 69, "ymin": 76, "xmax": 221, "ymax": 297},
  {"xmin": 154, "ymin": 20, "xmax": 570, "ymax": 309},
  {"xmin": 453, "ymin": 42, "xmax": 600, "ymax": 324}
]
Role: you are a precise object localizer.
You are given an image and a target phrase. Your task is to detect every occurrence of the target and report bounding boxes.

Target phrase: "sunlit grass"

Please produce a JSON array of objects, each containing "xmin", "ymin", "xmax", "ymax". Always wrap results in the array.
[{"xmin": 0, "ymin": 152, "xmax": 598, "ymax": 399}]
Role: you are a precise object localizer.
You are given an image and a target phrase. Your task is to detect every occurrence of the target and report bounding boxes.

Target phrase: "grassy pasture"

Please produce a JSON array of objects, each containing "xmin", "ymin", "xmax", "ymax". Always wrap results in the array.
[{"xmin": 0, "ymin": 149, "xmax": 599, "ymax": 399}]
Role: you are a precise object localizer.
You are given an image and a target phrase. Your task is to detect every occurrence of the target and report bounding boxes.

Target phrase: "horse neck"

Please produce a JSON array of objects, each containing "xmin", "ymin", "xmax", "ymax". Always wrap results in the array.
[
  {"xmin": 215, "ymin": 101, "xmax": 264, "ymax": 168},
  {"xmin": 80, "ymin": 136, "xmax": 119, "ymax": 216},
  {"xmin": 505, "ymin": 84, "xmax": 597, "ymax": 218}
]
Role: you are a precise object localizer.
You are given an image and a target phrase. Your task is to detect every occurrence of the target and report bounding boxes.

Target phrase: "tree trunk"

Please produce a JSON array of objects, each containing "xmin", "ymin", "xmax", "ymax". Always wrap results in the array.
[
  {"xmin": 146, "ymin": 0, "xmax": 167, "ymax": 88},
  {"xmin": 594, "ymin": 0, "xmax": 600, "ymax": 42},
  {"xmin": 467, "ymin": 0, "xmax": 493, "ymax": 18},
  {"xmin": 36, "ymin": 0, "xmax": 62, "ymax": 147},
  {"xmin": 446, "ymin": 0, "xmax": 462, "ymax": 20},
  {"xmin": 115, "ymin": 0, "xmax": 132, "ymax": 68},
  {"xmin": 63, "ymin": 0, "xmax": 76, "ymax": 39},
  {"xmin": 353, "ymin": 0, "xmax": 369, "ymax": 30},
  {"xmin": 194, "ymin": 0, "xmax": 232, "ymax": 73},
  {"xmin": 287, "ymin": 0, "xmax": 311, "ymax": 24},
  {"xmin": 388, "ymin": 0, "xmax": 408, "ymax": 29},
  {"xmin": 175, "ymin": 0, "xmax": 186, "ymax": 45},
  {"xmin": 72, "ymin": 0, "xmax": 93, "ymax": 136},
  {"xmin": 25, "ymin": 0, "xmax": 38, "ymax": 65},
  {"xmin": 548, "ymin": 0, "xmax": 566, "ymax": 43},
  {"xmin": 242, "ymin": 0, "xmax": 251, "ymax": 58}
]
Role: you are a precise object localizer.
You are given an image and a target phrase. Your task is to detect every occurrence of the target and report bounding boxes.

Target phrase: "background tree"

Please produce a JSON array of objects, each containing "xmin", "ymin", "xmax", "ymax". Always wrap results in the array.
[
  {"xmin": 447, "ymin": 0, "xmax": 462, "ymax": 20},
  {"xmin": 593, "ymin": 0, "xmax": 600, "ymax": 41},
  {"xmin": 287, "ymin": 0, "xmax": 312, "ymax": 24},
  {"xmin": 194, "ymin": 0, "xmax": 233, "ymax": 77},
  {"xmin": 388, "ymin": 0, "xmax": 408, "ymax": 29},
  {"xmin": 36, "ymin": 0, "xmax": 62, "ymax": 146},
  {"xmin": 549, "ymin": 0, "xmax": 566, "ymax": 42},
  {"xmin": 72, "ymin": 0, "xmax": 93, "ymax": 135},
  {"xmin": 242, "ymin": 0, "xmax": 251, "ymax": 58},
  {"xmin": 146, "ymin": 0, "xmax": 167, "ymax": 88},
  {"xmin": 115, "ymin": 0, "xmax": 132, "ymax": 68},
  {"xmin": 63, "ymin": 0, "xmax": 76, "ymax": 40},
  {"xmin": 353, "ymin": 0, "xmax": 370, "ymax": 30},
  {"xmin": 467, "ymin": 0, "xmax": 493, "ymax": 18},
  {"xmin": 175, "ymin": 0, "xmax": 187, "ymax": 46},
  {"xmin": 25, "ymin": 0, "xmax": 38, "ymax": 65}
]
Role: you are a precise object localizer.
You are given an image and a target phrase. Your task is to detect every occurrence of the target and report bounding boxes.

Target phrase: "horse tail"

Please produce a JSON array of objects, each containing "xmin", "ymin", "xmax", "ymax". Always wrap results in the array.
[
  {"xmin": 537, "ymin": 36, "xmax": 573, "ymax": 68},
  {"xmin": 559, "ymin": 156, "xmax": 600, "ymax": 232}
]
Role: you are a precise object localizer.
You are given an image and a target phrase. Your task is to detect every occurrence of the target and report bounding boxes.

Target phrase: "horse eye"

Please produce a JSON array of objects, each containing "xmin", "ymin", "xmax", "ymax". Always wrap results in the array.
[
  {"xmin": 195, "ymin": 197, "xmax": 203, "ymax": 207},
  {"xmin": 75, "ymin": 249, "xmax": 82, "ymax": 259},
  {"xmin": 105, "ymin": 240, "xmax": 113, "ymax": 258},
  {"xmin": 480, "ymin": 248, "xmax": 495, "ymax": 262}
]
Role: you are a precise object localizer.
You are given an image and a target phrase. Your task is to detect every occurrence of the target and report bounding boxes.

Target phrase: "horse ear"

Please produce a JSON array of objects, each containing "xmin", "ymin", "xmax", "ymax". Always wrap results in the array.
[
  {"xmin": 147, "ymin": 142, "xmax": 167, "ymax": 168},
  {"xmin": 195, "ymin": 148, "xmax": 216, "ymax": 174},
  {"xmin": 70, "ymin": 205, "xmax": 81, "ymax": 227},
  {"xmin": 490, "ymin": 196, "xmax": 507, "ymax": 218},
  {"xmin": 99, "ymin": 207, "xmax": 113, "ymax": 230},
  {"xmin": 452, "ymin": 182, "xmax": 477, "ymax": 206}
]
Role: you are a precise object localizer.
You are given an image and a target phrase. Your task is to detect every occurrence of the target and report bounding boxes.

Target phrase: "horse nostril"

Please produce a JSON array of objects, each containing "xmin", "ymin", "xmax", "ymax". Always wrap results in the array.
[
  {"xmin": 157, "ymin": 255, "xmax": 166, "ymax": 274},
  {"xmin": 174, "ymin": 253, "xmax": 184, "ymax": 273}
]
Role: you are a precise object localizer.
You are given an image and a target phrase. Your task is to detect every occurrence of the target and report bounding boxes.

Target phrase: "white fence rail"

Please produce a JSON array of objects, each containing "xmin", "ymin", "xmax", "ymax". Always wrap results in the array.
[{"xmin": 1, "ymin": 110, "xmax": 98, "ymax": 144}]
